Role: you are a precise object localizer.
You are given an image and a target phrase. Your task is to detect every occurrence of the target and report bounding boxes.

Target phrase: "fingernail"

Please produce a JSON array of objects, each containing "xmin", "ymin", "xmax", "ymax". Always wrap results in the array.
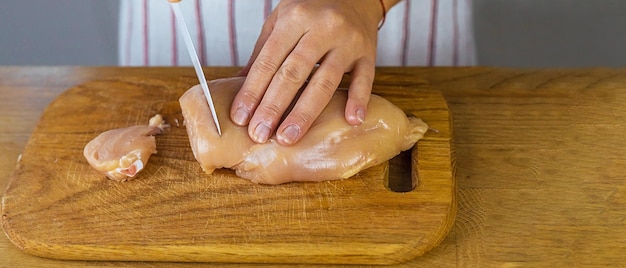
[
  {"xmin": 279, "ymin": 124, "xmax": 300, "ymax": 145},
  {"xmin": 355, "ymin": 108, "xmax": 365, "ymax": 124},
  {"xmin": 252, "ymin": 122, "xmax": 271, "ymax": 143},
  {"xmin": 233, "ymin": 107, "xmax": 249, "ymax": 125}
]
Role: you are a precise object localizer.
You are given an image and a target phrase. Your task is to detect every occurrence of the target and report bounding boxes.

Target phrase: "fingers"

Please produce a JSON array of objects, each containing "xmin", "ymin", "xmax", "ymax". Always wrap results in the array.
[
  {"xmin": 237, "ymin": 31, "xmax": 328, "ymax": 144},
  {"xmin": 233, "ymin": 36, "xmax": 375, "ymax": 145},
  {"xmin": 229, "ymin": 19, "xmax": 303, "ymax": 128},
  {"xmin": 345, "ymin": 58, "xmax": 375, "ymax": 125},
  {"xmin": 275, "ymin": 54, "xmax": 347, "ymax": 145},
  {"xmin": 248, "ymin": 50, "xmax": 321, "ymax": 144},
  {"xmin": 229, "ymin": 0, "xmax": 379, "ymax": 146}
]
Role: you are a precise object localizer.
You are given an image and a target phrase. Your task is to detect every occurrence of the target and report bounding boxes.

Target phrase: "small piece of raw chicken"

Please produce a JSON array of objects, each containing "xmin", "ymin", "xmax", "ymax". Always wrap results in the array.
[
  {"xmin": 179, "ymin": 77, "xmax": 429, "ymax": 185},
  {"xmin": 83, "ymin": 114, "xmax": 167, "ymax": 181}
]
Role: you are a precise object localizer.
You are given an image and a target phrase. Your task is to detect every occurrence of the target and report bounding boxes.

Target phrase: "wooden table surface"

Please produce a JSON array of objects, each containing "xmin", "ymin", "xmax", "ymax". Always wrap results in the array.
[{"xmin": 1, "ymin": 67, "xmax": 625, "ymax": 267}]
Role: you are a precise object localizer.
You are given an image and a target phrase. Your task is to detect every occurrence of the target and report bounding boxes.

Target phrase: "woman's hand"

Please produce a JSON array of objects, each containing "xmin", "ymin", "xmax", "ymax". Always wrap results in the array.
[{"xmin": 231, "ymin": 0, "xmax": 384, "ymax": 146}]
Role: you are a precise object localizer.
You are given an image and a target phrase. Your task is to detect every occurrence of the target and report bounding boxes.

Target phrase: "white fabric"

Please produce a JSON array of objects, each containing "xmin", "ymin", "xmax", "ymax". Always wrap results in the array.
[{"xmin": 118, "ymin": 0, "xmax": 476, "ymax": 66}]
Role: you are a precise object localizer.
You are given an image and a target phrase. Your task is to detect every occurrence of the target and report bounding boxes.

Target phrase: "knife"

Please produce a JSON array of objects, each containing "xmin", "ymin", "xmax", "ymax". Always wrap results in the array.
[{"xmin": 169, "ymin": 0, "xmax": 222, "ymax": 136}]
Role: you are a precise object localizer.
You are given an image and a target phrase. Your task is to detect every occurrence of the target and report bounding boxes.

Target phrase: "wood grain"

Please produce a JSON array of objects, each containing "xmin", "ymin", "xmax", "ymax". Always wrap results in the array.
[
  {"xmin": 1, "ymin": 74, "xmax": 454, "ymax": 265},
  {"xmin": 2, "ymin": 67, "xmax": 626, "ymax": 267}
]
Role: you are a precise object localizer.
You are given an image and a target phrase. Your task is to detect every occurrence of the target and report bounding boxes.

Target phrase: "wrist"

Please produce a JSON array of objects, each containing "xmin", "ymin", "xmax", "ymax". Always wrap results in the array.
[
  {"xmin": 382, "ymin": 0, "xmax": 403, "ymax": 8},
  {"xmin": 376, "ymin": 0, "xmax": 402, "ymax": 29},
  {"xmin": 377, "ymin": 0, "xmax": 386, "ymax": 29}
]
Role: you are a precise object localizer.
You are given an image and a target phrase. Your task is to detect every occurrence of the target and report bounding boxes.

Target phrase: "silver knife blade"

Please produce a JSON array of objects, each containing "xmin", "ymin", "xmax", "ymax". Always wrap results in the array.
[{"xmin": 170, "ymin": 0, "xmax": 222, "ymax": 136}]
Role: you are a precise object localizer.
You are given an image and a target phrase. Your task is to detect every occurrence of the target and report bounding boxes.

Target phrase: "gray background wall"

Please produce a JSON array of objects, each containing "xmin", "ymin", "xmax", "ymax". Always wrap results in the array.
[
  {"xmin": 1, "ymin": 0, "xmax": 626, "ymax": 67},
  {"xmin": 473, "ymin": 0, "xmax": 626, "ymax": 67},
  {"xmin": 0, "ymin": 0, "xmax": 119, "ymax": 65}
]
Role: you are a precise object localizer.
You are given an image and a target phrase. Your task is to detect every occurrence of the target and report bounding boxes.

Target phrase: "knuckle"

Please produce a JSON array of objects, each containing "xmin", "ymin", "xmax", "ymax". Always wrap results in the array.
[
  {"xmin": 258, "ymin": 101, "xmax": 285, "ymax": 120},
  {"xmin": 253, "ymin": 57, "xmax": 281, "ymax": 75},
  {"xmin": 278, "ymin": 63, "xmax": 308, "ymax": 84},
  {"xmin": 321, "ymin": 9, "xmax": 348, "ymax": 28},
  {"xmin": 312, "ymin": 78, "xmax": 338, "ymax": 99},
  {"xmin": 238, "ymin": 89, "xmax": 263, "ymax": 104},
  {"xmin": 343, "ymin": 30, "xmax": 366, "ymax": 46},
  {"xmin": 289, "ymin": 110, "xmax": 315, "ymax": 128},
  {"xmin": 350, "ymin": 94, "xmax": 371, "ymax": 106},
  {"xmin": 288, "ymin": 3, "xmax": 309, "ymax": 17}
]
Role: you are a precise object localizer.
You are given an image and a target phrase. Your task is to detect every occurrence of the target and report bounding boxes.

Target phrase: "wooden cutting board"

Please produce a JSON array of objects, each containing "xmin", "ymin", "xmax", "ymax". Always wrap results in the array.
[{"xmin": 1, "ymin": 75, "xmax": 455, "ymax": 265}]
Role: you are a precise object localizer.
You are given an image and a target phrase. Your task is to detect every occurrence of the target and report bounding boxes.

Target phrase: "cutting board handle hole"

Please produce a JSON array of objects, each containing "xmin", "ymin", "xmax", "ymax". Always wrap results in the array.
[{"xmin": 387, "ymin": 150, "xmax": 416, "ymax": 192}]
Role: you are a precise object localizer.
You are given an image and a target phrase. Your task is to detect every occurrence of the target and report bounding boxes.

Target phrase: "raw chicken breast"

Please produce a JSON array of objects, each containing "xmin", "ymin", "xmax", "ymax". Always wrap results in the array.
[
  {"xmin": 179, "ymin": 77, "xmax": 428, "ymax": 185},
  {"xmin": 83, "ymin": 114, "xmax": 167, "ymax": 181}
]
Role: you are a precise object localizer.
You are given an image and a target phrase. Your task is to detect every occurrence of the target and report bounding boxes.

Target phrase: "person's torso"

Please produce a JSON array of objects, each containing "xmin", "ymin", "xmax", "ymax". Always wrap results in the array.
[{"xmin": 118, "ymin": 0, "xmax": 476, "ymax": 66}]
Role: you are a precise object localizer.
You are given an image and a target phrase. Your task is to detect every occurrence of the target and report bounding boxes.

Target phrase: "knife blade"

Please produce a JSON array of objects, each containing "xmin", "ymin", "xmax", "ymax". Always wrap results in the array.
[{"xmin": 169, "ymin": 0, "xmax": 222, "ymax": 136}]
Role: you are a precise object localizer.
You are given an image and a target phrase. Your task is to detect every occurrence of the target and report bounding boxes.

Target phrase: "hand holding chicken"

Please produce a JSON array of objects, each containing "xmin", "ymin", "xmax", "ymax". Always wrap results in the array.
[{"xmin": 180, "ymin": 77, "xmax": 428, "ymax": 184}]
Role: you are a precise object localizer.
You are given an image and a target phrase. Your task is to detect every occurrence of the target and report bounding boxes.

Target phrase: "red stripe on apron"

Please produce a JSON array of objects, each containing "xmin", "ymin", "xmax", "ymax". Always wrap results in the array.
[
  {"xmin": 401, "ymin": 0, "xmax": 411, "ymax": 66},
  {"xmin": 171, "ymin": 8, "xmax": 178, "ymax": 66},
  {"xmin": 196, "ymin": 0, "xmax": 206, "ymax": 65},
  {"xmin": 142, "ymin": 0, "xmax": 149, "ymax": 66},
  {"xmin": 124, "ymin": 2, "xmax": 134, "ymax": 66},
  {"xmin": 428, "ymin": 0, "xmax": 439, "ymax": 66},
  {"xmin": 264, "ymin": 0, "xmax": 272, "ymax": 18},
  {"xmin": 228, "ymin": 0, "xmax": 239, "ymax": 66},
  {"xmin": 453, "ymin": 0, "xmax": 459, "ymax": 66}
]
